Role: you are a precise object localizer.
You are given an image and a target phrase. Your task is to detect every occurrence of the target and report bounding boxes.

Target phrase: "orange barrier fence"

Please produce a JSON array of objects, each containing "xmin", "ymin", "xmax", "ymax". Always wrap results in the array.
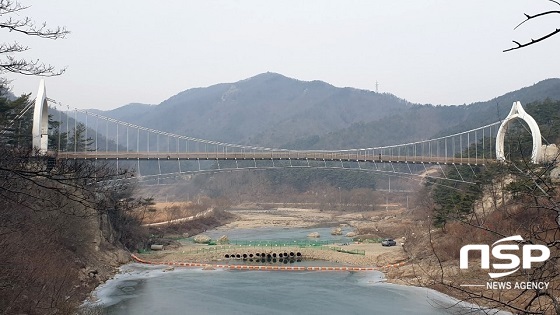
[{"xmin": 130, "ymin": 254, "xmax": 405, "ymax": 272}]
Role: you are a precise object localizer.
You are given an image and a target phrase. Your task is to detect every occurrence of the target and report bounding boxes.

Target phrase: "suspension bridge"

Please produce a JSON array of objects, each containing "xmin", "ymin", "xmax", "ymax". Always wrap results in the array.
[{"xmin": 27, "ymin": 80, "xmax": 547, "ymax": 183}]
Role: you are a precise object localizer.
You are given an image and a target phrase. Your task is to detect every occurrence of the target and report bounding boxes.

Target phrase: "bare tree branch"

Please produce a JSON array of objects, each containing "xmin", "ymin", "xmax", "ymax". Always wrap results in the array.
[
  {"xmin": 505, "ymin": 3, "xmax": 560, "ymax": 52},
  {"xmin": 505, "ymin": 28, "xmax": 560, "ymax": 52},
  {"xmin": 0, "ymin": 0, "xmax": 69, "ymax": 76}
]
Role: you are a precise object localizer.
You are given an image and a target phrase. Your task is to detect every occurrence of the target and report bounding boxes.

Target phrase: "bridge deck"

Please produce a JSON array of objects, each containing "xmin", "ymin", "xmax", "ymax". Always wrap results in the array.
[{"xmin": 53, "ymin": 151, "xmax": 487, "ymax": 165}]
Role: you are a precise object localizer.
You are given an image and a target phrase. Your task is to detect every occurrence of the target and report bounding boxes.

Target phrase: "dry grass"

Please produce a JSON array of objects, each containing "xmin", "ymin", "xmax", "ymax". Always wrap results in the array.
[
  {"xmin": 147, "ymin": 208, "xmax": 236, "ymax": 238},
  {"xmin": 142, "ymin": 201, "xmax": 199, "ymax": 224}
]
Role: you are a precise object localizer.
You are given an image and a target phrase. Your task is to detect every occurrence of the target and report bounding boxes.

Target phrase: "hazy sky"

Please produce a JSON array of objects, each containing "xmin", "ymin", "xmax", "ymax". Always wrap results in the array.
[{"xmin": 4, "ymin": 1, "xmax": 560, "ymax": 110}]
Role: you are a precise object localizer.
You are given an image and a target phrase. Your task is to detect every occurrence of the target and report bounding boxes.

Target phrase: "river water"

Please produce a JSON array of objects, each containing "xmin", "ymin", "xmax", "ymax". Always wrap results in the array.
[{"xmin": 91, "ymin": 227, "xmax": 507, "ymax": 314}]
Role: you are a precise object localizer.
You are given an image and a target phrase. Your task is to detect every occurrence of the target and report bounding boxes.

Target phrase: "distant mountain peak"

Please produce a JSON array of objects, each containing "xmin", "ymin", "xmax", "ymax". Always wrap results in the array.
[
  {"xmin": 244, "ymin": 72, "xmax": 288, "ymax": 81},
  {"xmin": 240, "ymin": 72, "xmax": 337, "ymax": 90},
  {"xmin": 238, "ymin": 72, "xmax": 298, "ymax": 86}
]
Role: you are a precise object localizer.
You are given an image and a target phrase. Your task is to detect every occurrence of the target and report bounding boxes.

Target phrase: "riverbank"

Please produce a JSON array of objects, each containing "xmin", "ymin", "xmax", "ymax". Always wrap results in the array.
[
  {"xmin": 220, "ymin": 206, "xmax": 409, "ymax": 231},
  {"xmin": 136, "ymin": 205, "xmax": 410, "ymax": 272},
  {"xmin": 216, "ymin": 207, "xmax": 340, "ymax": 229},
  {"xmin": 134, "ymin": 242, "xmax": 407, "ymax": 269}
]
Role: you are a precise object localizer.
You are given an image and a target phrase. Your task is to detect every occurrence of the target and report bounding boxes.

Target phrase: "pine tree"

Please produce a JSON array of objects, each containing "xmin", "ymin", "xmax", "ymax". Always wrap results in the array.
[
  {"xmin": 47, "ymin": 114, "xmax": 68, "ymax": 151},
  {"xmin": 0, "ymin": 86, "xmax": 33, "ymax": 149},
  {"xmin": 66, "ymin": 122, "xmax": 93, "ymax": 152}
]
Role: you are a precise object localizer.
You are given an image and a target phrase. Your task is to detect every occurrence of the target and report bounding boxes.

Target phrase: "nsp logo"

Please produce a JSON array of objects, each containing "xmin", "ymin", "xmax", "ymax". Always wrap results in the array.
[{"xmin": 460, "ymin": 235, "xmax": 550, "ymax": 278}]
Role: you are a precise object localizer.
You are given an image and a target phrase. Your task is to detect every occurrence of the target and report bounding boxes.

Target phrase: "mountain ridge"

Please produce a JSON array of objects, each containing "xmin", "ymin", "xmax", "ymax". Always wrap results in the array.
[
  {"xmin": 97, "ymin": 72, "xmax": 414, "ymax": 146},
  {"xmin": 92, "ymin": 73, "xmax": 560, "ymax": 149}
]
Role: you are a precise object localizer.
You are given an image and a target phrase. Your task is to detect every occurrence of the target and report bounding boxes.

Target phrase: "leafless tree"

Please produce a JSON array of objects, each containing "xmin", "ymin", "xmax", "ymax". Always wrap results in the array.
[
  {"xmin": 0, "ymin": 0, "xmax": 69, "ymax": 76},
  {"xmin": 0, "ymin": 145, "xmax": 143, "ymax": 313},
  {"xmin": 504, "ymin": 0, "xmax": 560, "ymax": 52},
  {"xmin": 402, "ymin": 154, "xmax": 560, "ymax": 314}
]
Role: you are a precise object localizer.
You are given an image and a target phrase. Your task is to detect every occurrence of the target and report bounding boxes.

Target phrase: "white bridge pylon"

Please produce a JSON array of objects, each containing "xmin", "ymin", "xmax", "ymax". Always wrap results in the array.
[
  {"xmin": 32, "ymin": 79, "xmax": 49, "ymax": 154},
  {"xmin": 495, "ymin": 101, "xmax": 542, "ymax": 164}
]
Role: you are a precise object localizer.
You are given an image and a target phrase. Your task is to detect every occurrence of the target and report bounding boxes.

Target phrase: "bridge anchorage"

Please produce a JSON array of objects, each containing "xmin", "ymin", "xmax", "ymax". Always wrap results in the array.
[{"xmin": 29, "ymin": 80, "xmax": 549, "ymax": 183}]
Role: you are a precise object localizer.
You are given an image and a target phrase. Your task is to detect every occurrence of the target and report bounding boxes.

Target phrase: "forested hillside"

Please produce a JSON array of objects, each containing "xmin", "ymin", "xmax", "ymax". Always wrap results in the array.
[
  {"xmin": 92, "ymin": 72, "xmax": 413, "ymax": 146},
  {"xmin": 286, "ymin": 79, "xmax": 560, "ymax": 150}
]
